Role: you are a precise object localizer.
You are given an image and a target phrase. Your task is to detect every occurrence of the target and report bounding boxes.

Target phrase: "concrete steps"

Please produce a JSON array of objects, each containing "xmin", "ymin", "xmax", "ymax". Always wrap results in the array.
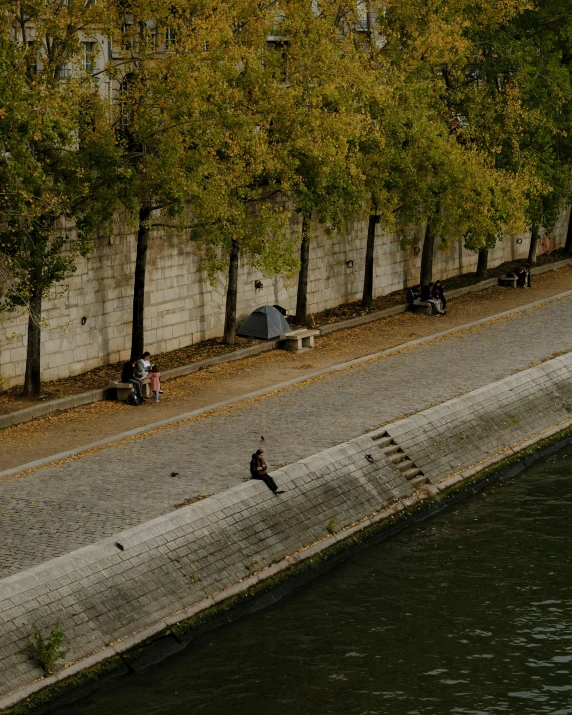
[
  {"xmin": 371, "ymin": 435, "xmax": 393, "ymax": 448},
  {"xmin": 375, "ymin": 431, "xmax": 427, "ymax": 487}
]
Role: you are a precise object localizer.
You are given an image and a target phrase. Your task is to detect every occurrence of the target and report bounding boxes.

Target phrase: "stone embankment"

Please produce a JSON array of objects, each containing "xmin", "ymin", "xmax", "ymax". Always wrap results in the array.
[{"xmin": 2, "ymin": 351, "xmax": 572, "ymax": 711}]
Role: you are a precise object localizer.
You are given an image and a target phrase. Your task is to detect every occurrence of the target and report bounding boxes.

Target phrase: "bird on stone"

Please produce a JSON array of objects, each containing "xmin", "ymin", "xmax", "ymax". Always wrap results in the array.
[
  {"xmin": 261, "ymin": 435, "xmax": 265, "ymax": 441},
  {"xmin": 115, "ymin": 542, "xmax": 125, "ymax": 551},
  {"xmin": 171, "ymin": 472, "xmax": 179, "ymax": 477}
]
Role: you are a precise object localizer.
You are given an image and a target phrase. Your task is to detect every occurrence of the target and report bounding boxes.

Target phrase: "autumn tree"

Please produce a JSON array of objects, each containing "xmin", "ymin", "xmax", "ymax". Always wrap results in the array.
[
  {"xmin": 111, "ymin": 0, "xmax": 299, "ymax": 353},
  {"xmin": 264, "ymin": 1, "xmax": 368, "ymax": 325},
  {"xmin": 505, "ymin": 0, "xmax": 572, "ymax": 263},
  {"xmin": 0, "ymin": 3, "xmax": 119, "ymax": 396},
  {"xmin": 351, "ymin": 2, "xmax": 401, "ymax": 308},
  {"xmin": 184, "ymin": 67, "xmax": 298, "ymax": 344},
  {"xmin": 108, "ymin": 1, "xmax": 210, "ymax": 360},
  {"xmin": 423, "ymin": 0, "xmax": 572, "ymax": 269},
  {"xmin": 376, "ymin": 0, "xmax": 533, "ymax": 285},
  {"xmin": 188, "ymin": 6, "xmax": 303, "ymax": 345}
]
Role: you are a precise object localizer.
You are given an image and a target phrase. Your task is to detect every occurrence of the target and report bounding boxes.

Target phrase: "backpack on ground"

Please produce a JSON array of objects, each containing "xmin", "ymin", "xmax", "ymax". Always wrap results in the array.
[{"xmin": 126, "ymin": 392, "xmax": 142, "ymax": 406}]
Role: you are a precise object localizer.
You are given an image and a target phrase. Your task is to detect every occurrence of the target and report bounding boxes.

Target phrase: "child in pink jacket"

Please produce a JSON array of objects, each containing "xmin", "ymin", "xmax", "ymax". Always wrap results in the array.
[{"xmin": 150, "ymin": 365, "xmax": 161, "ymax": 403}]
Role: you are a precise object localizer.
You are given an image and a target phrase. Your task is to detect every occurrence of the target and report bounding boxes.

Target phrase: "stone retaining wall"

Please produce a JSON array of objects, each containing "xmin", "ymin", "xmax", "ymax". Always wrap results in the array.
[
  {"xmin": 385, "ymin": 353, "xmax": 572, "ymax": 483},
  {"xmin": 1, "ymin": 206, "xmax": 569, "ymax": 389},
  {"xmin": 2, "ymin": 351, "xmax": 572, "ymax": 708},
  {"xmin": 0, "ymin": 437, "xmax": 414, "ymax": 701}
]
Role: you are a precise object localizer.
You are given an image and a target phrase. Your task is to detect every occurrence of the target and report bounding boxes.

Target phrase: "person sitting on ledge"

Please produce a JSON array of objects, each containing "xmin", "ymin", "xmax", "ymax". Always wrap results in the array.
[
  {"xmin": 250, "ymin": 449, "xmax": 284, "ymax": 495},
  {"xmin": 121, "ymin": 359, "xmax": 144, "ymax": 398},
  {"xmin": 516, "ymin": 264, "xmax": 531, "ymax": 288},
  {"xmin": 135, "ymin": 351, "xmax": 151, "ymax": 377},
  {"xmin": 406, "ymin": 285, "xmax": 420, "ymax": 304},
  {"xmin": 420, "ymin": 283, "xmax": 445, "ymax": 315},
  {"xmin": 432, "ymin": 280, "xmax": 447, "ymax": 314}
]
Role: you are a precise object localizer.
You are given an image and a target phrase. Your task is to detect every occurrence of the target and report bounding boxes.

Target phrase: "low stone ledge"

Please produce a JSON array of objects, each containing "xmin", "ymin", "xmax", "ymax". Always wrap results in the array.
[
  {"xmin": 446, "ymin": 278, "xmax": 498, "ymax": 298},
  {"xmin": 10, "ymin": 403, "xmax": 51, "ymax": 425},
  {"xmin": 318, "ymin": 304, "xmax": 405, "ymax": 335},
  {"xmin": 0, "ymin": 413, "xmax": 15, "ymax": 429},
  {"xmin": 72, "ymin": 391, "xmax": 98, "ymax": 408},
  {"xmin": 161, "ymin": 340, "xmax": 278, "ymax": 381}
]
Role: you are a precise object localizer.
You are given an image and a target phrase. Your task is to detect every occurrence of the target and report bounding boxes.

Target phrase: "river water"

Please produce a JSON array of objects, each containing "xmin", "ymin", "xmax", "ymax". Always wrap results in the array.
[{"xmin": 54, "ymin": 446, "xmax": 572, "ymax": 715}]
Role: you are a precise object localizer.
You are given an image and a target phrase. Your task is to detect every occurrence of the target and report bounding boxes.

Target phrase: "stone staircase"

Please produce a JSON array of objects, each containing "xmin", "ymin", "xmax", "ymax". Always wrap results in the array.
[{"xmin": 371, "ymin": 431, "xmax": 428, "ymax": 489}]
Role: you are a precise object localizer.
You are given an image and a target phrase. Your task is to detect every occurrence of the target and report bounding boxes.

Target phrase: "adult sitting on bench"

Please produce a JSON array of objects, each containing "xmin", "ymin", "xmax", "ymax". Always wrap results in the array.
[
  {"xmin": 135, "ymin": 351, "xmax": 151, "ymax": 378},
  {"xmin": 432, "ymin": 280, "xmax": 447, "ymax": 314},
  {"xmin": 121, "ymin": 359, "xmax": 145, "ymax": 398},
  {"xmin": 515, "ymin": 264, "xmax": 531, "ymax": 288},
  {"xmin": 420, "ymin": 283, "xmax": 445, "ymax": 315}
]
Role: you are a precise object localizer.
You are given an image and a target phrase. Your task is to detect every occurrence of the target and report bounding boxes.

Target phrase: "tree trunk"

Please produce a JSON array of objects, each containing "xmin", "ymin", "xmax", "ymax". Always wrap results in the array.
[
  {"xmin": 23, "ymin": 286, "xmax": 42, "ymax": 397},
  {"xmin": 528, "ymin": 224, "xmax": 539, "ymax": 264},
  {"xmin": 223, "ymin": 239, "xmax": 240, "ymax": 344},
  {"xmin": 565, "ymin": 208, "xmax": 572, "ymax": 255},
  {"xmin": 131, "ymin": 204, "xmax": 152, "ymax": 360},
  {"xmin": 476, "ymin": 248, "xmax": 489, "ymax": 278},
  {"xmin": 295, "ymin": 213, "xmax": 311, "ymax": 325},
  {"xmin": 362, "ymin": 214, "xmax": 379, "ymax": 308},
  {"xmin": 420, "ymin": 220, "xmax": 436, "ymax": 286}
]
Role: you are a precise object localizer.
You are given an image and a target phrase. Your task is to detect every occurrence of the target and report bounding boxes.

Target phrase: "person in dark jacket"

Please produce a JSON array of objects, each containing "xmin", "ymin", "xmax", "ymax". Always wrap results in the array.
[
  {"xmin": 420, "ymin": 284, "xmax": 444, "ymax": 315},
  {"xmin": 121, "ymin": 359, "xmax": 144, "ymax": 397},
  {"xmin": 432, "ymin": 280, "xmax": 447, "ymax": 313},
  {"xmin": 406, "ymin": 285, "xmax": 420, "ymax": 304},
  {"xmin": 273, "ymin": 305, "xmax": 290, "ymax": 318},
  {"xmin": 516, "ymin": 264, "xmax": 531, "ymax": 288},
  {"xmin": 250, "ymin": 449, "xmax": 284, "ymax": 494}
]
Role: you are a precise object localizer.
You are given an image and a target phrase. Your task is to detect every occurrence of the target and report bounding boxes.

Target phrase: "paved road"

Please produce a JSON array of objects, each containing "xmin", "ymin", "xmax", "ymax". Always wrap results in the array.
[{"xmin": 2, "ymin": 295, "xmax": 572, "ymax": 576}]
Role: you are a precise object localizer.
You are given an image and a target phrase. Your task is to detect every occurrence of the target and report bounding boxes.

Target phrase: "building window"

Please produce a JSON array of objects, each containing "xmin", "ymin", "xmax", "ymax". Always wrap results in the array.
[
  {"xmin": 121, "ymin": 25, "xmax": 132, "ymax": 50},
  {"xmin": 120, "ymin": 12, "xmax": 134, "ymax": 50},
  {"xmin": 26, "ymin": 41, "xmax": 38, "ymax": 73},
  {"xmin": 165, "ymin": 27, "xmax": 176, "ymax": 49},
  {"xmin": 82, "ymin": 41, "xmax": 96, "ymax": 75}
]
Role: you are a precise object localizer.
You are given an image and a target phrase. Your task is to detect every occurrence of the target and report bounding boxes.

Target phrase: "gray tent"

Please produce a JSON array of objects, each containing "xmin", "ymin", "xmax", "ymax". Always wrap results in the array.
[{"xmin": 237, "ymin": 305, "xmax": 290, "ymax": 340}]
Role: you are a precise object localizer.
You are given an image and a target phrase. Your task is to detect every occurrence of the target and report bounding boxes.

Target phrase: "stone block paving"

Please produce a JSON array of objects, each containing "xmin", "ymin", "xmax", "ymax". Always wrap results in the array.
[{"xmin": 2, "ymin": 296, "xmax": 572, "ymax": 576}]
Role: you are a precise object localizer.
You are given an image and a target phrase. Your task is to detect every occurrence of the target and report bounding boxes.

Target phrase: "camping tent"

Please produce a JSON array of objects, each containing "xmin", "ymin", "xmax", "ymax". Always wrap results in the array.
[{"xmin": 237, "ymin": 305, "xmax": 290, "ymax": 340}]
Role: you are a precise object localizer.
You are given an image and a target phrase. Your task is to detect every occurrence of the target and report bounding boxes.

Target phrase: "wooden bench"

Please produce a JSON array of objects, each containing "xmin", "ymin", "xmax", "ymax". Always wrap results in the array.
[
  {"xmin": 112, "ymin": 379, "xmax": 151, "ymax": 401},
  {"xmin": 280, "ymin": 329, "xmax": 320, "ymax": 353},
  {"xmin": 498, "ymin": 275, "xmax": 518, "ymax": 288},
  {"xmin": 410, "ymin": 300, "xmax": 434, "ymax": 315}
]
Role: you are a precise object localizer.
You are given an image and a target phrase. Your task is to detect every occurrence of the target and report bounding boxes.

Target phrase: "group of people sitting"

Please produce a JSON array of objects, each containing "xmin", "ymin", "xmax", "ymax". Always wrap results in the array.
[
  {"xmin": 407, "ymin": 281, "xmax": 447, "ymax": 316},
  {"xmin": 121, "ymin": 351, "xmax": 163, "ymax": 403},
  {"xmin": 507, "ymin": 264, "xmax": 532, "ymax": 288}
]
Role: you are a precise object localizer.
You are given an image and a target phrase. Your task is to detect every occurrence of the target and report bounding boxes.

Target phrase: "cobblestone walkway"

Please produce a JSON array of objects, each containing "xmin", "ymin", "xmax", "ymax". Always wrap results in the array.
[{"xmin": 2, "ymin": 295, "xmax": 572, "ymax": 575}]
